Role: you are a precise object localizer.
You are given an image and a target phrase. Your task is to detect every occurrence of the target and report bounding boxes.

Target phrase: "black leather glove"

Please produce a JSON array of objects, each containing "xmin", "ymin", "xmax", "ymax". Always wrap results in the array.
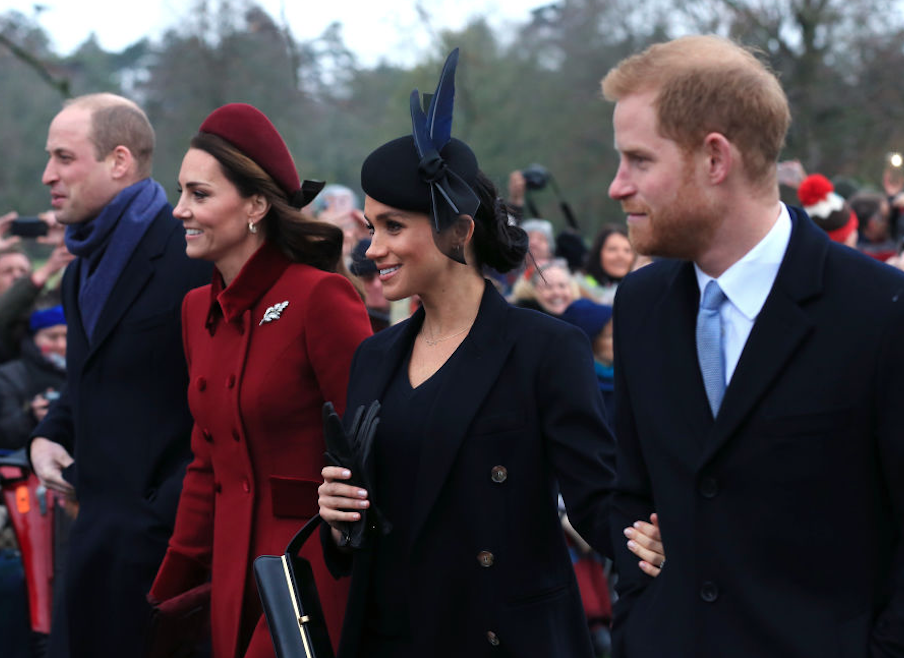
[{"xmin": 323, "ymin": 400, "xmax": 390, "ymax": 548}]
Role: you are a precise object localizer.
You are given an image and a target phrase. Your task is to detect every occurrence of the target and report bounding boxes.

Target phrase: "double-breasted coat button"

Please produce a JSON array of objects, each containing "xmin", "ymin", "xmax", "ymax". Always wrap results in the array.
[
  {"xmin": 196, "ymin": 377, "xmax": 207, "ymax": 391},
  {"xmin": 232, "ymin": 429, "xmax": 240, "ymax": 442},
  {"xmin": 477, "ymin": 551, "xmax": 495, "ymax": 567},
  {"xmin": 242, "ymin": 479, "xmax": 251, "ymax": 493},
  {"xmin": 490, "ymin": 466, "xmax": 508, "ymax": 483},
  {"xmin": 700, "ymin": 581, "xmax": 719, "ymax": 602},
  {"xmin": 227, "ymin": 374, "xmax": 236, "ymax": 388},
  {"xmin": 202, "ymin": 429, "xmax": 212, "ymax": 443},
  {"xmin": 486, "ymin": 631, "xmax": 501, "ymax": 646}
]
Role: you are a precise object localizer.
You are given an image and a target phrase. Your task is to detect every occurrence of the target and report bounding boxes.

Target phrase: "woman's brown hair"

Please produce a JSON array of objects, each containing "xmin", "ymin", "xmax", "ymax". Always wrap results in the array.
[{"xmin": 191, "ymin": 132, "xmax": 348, "ymax": 275}]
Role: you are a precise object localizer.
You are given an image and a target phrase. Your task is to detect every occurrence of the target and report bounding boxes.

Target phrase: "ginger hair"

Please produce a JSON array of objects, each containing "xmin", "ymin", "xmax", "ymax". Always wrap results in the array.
[{"xmin": 602, "ymin": 35, "xmax": 790, "ymax": 185}]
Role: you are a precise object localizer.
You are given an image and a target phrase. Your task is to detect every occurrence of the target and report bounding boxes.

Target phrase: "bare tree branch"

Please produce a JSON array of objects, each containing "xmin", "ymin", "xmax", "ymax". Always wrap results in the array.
[{"xmin": 0, "ymin": 33, "xmax": 68, "ymax": 98}]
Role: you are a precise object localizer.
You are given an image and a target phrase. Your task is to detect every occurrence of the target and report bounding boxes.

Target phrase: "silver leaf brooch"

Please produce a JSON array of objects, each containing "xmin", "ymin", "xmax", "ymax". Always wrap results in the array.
[{"xmin": 259, "ymin": 301, "xmax": 289, "ymax": 326}]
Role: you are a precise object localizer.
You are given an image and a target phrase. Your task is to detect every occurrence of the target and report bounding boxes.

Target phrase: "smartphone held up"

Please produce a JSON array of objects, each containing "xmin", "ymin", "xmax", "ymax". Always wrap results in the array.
[{"xmin": 8, "ymin": 217, "xmax": 49, "ymax": 238}]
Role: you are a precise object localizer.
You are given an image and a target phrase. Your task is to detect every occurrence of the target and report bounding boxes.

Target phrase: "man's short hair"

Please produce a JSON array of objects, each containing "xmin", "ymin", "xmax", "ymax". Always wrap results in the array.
[
  {"xmin": 0, "ymin": 245, "xmax": 28, "ymax": 260},
  {"xmin": 602, "ymin": 35, "xmax": 791, "ymax": 185},
  {"xmin": 65, "ymin": 93, "xmax": 155, "ymax": 178}
]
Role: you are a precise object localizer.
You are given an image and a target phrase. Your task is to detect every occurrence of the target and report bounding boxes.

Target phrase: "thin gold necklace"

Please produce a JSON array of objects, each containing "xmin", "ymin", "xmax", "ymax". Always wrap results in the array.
[{"xmin": 421, "ymin": 316, "xmax": 476, "ymax": 347}]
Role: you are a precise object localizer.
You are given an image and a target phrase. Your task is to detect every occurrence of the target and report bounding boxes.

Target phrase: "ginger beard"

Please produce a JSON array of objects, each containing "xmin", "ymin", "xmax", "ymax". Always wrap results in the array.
[{"xmin": 623, "ymin": 155, "xmax": 724, "ymax": 262}]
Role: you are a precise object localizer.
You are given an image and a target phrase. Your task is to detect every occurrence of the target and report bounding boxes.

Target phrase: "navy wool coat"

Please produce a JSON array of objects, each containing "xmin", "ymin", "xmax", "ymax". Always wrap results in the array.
[
  {"xmin": 323, "ymin": 281, "xmax": 616, "ymax": 658},
  {"xmin": 610, "ymin": 208, "xmax": 904, "ymax": 658},
  {"xmin": 31, "ymin": 206, "xmax": 211, "ymax": 658}
]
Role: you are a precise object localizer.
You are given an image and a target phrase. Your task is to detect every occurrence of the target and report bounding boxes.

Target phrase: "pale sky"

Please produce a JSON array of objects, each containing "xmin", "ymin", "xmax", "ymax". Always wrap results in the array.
[{"xmin": 0, "ymin": 0, "xmax": 547, "ymax": 65}]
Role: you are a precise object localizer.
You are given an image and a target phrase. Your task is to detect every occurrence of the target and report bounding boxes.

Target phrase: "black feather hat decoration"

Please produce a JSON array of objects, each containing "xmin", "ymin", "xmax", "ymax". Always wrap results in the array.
[{"xmin": 361, "ymin": 48, "xmax": 481, "ymax": 264}]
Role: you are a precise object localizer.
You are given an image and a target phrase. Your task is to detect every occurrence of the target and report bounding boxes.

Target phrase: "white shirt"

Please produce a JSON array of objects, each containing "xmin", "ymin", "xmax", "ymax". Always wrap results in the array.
[{"xmin": 694, "ymin": 203, "xmax": 792, "ymax": 385}]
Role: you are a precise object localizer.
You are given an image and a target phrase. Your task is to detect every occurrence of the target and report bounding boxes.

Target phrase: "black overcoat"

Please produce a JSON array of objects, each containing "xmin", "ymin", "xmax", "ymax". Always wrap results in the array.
[
  {"xmin": 610, "ymin": 207, "xmax": 904, "ymax": 658},
  {"xmin": 323, "ymin": 281, "xmax": 616, "ymax": 658},
  {"xmin": 31, "ymin": 206, "xmax": 211, "ymax": 658}
]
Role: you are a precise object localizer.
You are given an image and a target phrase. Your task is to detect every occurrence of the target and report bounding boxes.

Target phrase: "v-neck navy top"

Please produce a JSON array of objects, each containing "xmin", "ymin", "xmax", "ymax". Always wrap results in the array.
[{"xmin": 362, "ymin": 341, "xmax": 466, "ymax": 653}]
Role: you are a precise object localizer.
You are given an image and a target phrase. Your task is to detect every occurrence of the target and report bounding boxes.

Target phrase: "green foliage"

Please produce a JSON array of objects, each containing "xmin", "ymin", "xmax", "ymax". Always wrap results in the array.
[{"xmin": 2, "ymin": 0, "xmax": 904, "ymax": 240}]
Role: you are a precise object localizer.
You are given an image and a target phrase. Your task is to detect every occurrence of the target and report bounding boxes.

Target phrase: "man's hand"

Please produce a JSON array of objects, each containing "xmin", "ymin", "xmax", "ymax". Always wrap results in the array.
[
  {"xmin": 0, "ymin": 211, "xmax": 21, "ymax": 250},
  {"xmin": 30, "ymin": 437, "xmax": 75, "ymax": 497},
  {"xmin": 30, "ymin": 212, "xmax": 73, "ymax": 289},
  {"xmin": 36, "ymin": 211, "xmax": 66, "ymax": 247},
  {"xmin": 508, "ymin": 170, "xmax": 526, "ymax": 207},
  {"xmin": 30, "ymin": 393, "xmax": 51, "ymax": 423},
  {"xmin": 31, "ymin": 243, "xmax": 74, "ymax": 289},
  {"xmin": 777, "ymin": 160, "xmax": 807, "ymax": 189},
  {"xmin": 625, "ymin": 512, "xmax": 665, "ymax": 577}
]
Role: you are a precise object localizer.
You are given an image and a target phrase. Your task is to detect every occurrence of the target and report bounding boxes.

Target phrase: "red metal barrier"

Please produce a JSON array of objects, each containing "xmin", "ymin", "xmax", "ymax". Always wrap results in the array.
[{"xmin": 0, "ymin": 464, "xmax": 54, "ymax": 634}]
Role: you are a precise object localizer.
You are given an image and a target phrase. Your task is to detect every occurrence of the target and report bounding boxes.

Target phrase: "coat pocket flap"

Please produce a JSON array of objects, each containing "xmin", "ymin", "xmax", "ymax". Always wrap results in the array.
[{"xmin": 270, "ymin": 476, "xmax": 320, "ymax": 519}]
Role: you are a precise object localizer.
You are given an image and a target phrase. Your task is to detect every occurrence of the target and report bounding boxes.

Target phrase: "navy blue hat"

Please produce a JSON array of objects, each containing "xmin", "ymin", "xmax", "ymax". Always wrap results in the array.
[
  {"xmin": 560, "ymin": 299, "xmax": 613, "ymax": 341},
  {"xmin": 360, "ymin": 48, "xmax": 480, "ymax": 264},
  {"xmin": 349, "ymin": 238, "xmax": 377, "ymax": 277}
]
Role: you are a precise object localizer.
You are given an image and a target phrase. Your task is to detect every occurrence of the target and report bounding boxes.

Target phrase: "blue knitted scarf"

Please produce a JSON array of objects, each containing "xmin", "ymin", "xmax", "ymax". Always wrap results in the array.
[{"xmin": 64, "ymin": 178, "xmax": 168, "ymax": 340}]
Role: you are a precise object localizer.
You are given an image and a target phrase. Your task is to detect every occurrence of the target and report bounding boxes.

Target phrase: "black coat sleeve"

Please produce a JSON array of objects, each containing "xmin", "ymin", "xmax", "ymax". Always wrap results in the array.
[{"xmin": 539, "ymin": 321, "xmax": 617, "ymax": 559}]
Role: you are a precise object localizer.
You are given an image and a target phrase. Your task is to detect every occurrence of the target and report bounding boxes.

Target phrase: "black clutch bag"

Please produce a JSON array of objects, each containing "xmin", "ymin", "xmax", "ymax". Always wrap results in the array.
[{"xmin": 253, "ymin": 515, "xmax": 334, "ymax": 658}]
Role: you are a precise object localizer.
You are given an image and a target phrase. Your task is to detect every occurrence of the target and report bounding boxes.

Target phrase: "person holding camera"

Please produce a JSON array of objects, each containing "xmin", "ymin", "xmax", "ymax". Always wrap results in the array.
[
  {"xmin": 0, "ymin": 298, "xmax": 66, "ymax": 450},
  {"xmin": 0, "ymin": 212, "xmax": 73, "ymax": 364}
]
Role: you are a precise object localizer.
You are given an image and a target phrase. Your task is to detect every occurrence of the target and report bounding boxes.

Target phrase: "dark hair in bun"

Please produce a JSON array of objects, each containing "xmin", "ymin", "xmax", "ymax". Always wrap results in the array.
[{"xmin": 471, "ymin": 171, "xmax": 528, "ymax": 273}]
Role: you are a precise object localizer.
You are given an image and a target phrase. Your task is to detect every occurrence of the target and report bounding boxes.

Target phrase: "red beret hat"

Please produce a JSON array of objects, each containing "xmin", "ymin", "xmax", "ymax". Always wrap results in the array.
[{"xmin": 199, "ymin": 103, "xmax": 301, "ymax": 201}]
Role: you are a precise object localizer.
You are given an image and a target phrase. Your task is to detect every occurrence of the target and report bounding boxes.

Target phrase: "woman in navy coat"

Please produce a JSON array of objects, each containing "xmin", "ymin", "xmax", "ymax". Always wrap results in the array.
[{"xmin": 317, "ymin": 50, "xmax": 660, "ymax": 658}]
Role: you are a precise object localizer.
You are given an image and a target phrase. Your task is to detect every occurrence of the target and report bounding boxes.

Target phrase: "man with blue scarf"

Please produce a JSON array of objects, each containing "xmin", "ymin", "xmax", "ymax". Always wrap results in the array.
[{"xmin": 28, "ymin": 93, "xmax": 210, "ymax": 658}]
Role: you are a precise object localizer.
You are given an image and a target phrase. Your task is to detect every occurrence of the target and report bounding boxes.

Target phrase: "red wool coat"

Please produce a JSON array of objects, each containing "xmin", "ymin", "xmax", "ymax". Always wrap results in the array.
[{"xmin": 150, "ymin": 242, "xmax": 372, "ymax": 658}]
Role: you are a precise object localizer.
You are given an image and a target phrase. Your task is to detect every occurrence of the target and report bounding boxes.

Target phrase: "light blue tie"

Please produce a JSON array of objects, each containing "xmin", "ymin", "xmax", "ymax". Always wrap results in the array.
[{"xmin": 697, "ymin": 280, "xmax": 727, "ymax": 416}]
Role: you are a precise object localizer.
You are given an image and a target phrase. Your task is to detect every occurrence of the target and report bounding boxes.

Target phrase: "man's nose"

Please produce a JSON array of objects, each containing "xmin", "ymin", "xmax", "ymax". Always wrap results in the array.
[
  {"xmin": 41, "ymin": 160, "xmax": 57, "ymax": 186},
  {"xmin": 608, "ymin": 164, "xmax": 635, "ymax": 200}
]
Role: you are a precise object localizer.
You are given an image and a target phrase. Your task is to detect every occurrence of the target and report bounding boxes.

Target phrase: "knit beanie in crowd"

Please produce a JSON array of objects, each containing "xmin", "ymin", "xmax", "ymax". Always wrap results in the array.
[{"xmin": 797, "ymin": 174, "xmax": 858, "ymax": 243}]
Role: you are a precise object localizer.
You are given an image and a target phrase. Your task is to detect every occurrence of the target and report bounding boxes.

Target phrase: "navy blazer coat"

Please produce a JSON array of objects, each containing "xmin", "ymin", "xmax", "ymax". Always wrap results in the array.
[
  {"xmin": 324, "ymin": 281, "xmax": 616, "ymax": 658},
  {"xmin": 610, "ymin": 207, "xmax": 904, "ymax": 658},
  {"xmin": 32, "ymin": 205, "xmax": 211, "ymax": 658}
]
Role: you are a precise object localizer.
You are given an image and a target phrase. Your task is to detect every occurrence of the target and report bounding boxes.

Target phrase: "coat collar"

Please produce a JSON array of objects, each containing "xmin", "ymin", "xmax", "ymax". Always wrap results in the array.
[
  {"xmin": 205, "ymin": 241, "xmax": 290, "ymax": 330},
  {"xmin": 409, "ymin": 281, "xmax": 516, "ymax": 545},
  {"xmin": 362, "ymin": 279, "xmax": 512, "ymax": 403},
  {"xmin": 643, "ymin": 258, "xmax": 716, "ymax": 459},
  {"xmin": 356, "ymin": 281, "xmax": 517, "ymax": 546}
]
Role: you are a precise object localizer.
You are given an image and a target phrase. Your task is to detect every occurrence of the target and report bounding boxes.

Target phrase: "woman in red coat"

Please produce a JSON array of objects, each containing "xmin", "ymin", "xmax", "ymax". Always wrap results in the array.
[{"xmin": 149, "ymin": 103, "xmax": 372, "ymax": 658}]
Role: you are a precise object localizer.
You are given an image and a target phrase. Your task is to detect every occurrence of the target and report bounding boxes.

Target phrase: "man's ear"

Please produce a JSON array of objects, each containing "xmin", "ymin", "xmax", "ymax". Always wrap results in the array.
[
  {"xmin": 108, "ymin": 146, "xmax": 134, "ymax": 180},
  {"xmin": 702, "ymin": 132, "xmax": 734, "ymax": 185}
]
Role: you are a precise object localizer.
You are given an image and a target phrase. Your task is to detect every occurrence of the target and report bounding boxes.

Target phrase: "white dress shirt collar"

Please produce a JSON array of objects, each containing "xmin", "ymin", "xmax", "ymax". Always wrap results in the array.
[{"xmin": 694, "ymin": 203, "xmax": 792, "ymax": 320}]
